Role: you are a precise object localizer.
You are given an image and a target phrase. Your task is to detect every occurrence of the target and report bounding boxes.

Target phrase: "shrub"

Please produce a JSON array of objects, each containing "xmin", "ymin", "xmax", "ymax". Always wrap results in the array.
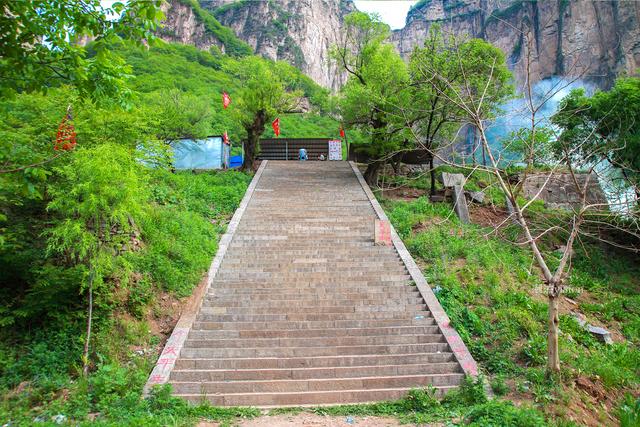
[{"xmin": 464, "ymin": 400, "xmax": 548, "ymax": 426}]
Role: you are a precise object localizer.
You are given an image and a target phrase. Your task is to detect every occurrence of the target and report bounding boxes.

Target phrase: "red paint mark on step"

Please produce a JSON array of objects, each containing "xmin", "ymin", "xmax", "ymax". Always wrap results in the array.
[{"xmin": 374, "ymin": 219, "xmax": 392, "ymax": 246}]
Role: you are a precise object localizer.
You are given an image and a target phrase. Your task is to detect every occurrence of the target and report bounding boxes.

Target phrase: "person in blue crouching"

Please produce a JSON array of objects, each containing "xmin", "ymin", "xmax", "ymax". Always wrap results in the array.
[{"xmin": 298, "ymin": 148, "xmax": 308, "ymax": 161}]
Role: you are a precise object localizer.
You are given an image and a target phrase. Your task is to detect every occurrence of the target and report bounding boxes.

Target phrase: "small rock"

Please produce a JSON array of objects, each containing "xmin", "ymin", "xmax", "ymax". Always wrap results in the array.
[
  {"xmin": 441, "ymin": 172, "xmax": 465, "ymax": 188},
  {"xmin": 587, "ymin": 325, "xmax": 613, "ymax": 344},
  {"xmin": 134, "ymin": 349, "xmax": 145, "ymax": 356},
  {"xmin": 51, "ymin": 414, "xmax": 66, "ymax": 424},
  {"xmin": 345, "ymin": 416, "xmax": 355, "ymax": 424},
  {"xmin": 433, "ymin": 286, "xmax": 442, "ymax": 294},
  {"xmin": 415, "ymin": 315, "xmax": 425, "ymax": 320},
  {"xmin": 571, "ymin": 312, "xmax": 588, "ymax": 328},
  {"xmin": 33, "ymin": 416, "xmax": 46, "ymax": 423},
  {"xmin": 466, "ymin": 190, "xmax": 485, "ymax": 204}
]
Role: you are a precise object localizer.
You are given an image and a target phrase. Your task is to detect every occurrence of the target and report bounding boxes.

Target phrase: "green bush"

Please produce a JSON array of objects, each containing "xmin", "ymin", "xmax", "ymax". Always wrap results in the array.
[{"xmin": 464, "ymin": 400, "xmax": 548, "ymax": 426}]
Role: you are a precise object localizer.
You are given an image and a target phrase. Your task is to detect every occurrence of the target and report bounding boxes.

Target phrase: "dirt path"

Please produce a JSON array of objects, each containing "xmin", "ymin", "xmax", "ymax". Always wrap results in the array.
[{"xmin": 197, "ymin": 413, "xmax": 432, "ymax": 426}]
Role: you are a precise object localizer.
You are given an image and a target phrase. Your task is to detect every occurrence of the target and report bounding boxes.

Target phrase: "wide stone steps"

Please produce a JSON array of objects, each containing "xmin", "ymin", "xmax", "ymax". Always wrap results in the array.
[
  {"xmin": 187, "ymin": 326, "xmax": 441, "ymax": 338},
  {"xmin": 184, "ymin": 334, "xmax": 445, "ymax": 349},
  {"xmin": 203, "ymin": 297, "xmax": 424, "ymax": 305},
  {"xmin": 158, "ymin": 161, "xmax": 465, "ymax": 407},
  {"xmin": 207, "ymin": 289, "xmax": 420, "ymax": 298},
  {"xmin": 174, "ymin": 352, "xmax": 457, "ymax": 370},
  {"xmin": 171, "ymin": 373, "xmax": 465, "ymax": 396},
  {"xmin": 208, "ymin": 276, "xmax": 410, "ymax": 292},
  {"xmin": 171, "ymin": 362, "xmax": 461, "ymax": 382},
  {"xmin": 177, "ymin": 386, "xmax": 458, "ymax": 407},
  {"xmin": 192, "ymin": 317, "xmax": 437, "ymax": 331}
]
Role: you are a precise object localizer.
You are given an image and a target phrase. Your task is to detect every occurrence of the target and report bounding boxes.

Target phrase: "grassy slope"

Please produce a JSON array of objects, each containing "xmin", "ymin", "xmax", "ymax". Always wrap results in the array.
[
  {"xmin": 377, "ymin": 167, "xmax": 640, "ymax": 425},
  {"xmin": 0, "ymin": 34, "xmax": 342, "ymax": 427}
]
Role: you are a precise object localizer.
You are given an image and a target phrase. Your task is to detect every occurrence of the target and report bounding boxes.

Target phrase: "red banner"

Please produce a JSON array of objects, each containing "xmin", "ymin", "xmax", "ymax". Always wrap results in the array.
[
  {"xmin": 340, "ymin": 126, "xmax": 345, "ymax": 138},
  {"xmin": 222, "ymin": 92, "xmax": 231, "ymax": 109},
  {"xmin": 272, "ymin": 117, "xmax": 280, "ymax": 137}
]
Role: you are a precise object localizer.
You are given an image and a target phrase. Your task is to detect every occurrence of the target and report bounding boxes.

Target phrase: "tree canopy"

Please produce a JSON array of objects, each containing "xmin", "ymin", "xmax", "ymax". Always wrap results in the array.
[
  {"xmin": 333, "ymin": 12, "xmax": 410, "ymax": 184},
  {"xmin": 225, "ymin": 56, "xmax": 303, "ymax": 170},
  {"xmin": 552, "ymin": 77, "xmax": 640, "ymax": 196},
  {"xmin": 0, "ymin": 0, "xmax": 163, "ymax": 105}
]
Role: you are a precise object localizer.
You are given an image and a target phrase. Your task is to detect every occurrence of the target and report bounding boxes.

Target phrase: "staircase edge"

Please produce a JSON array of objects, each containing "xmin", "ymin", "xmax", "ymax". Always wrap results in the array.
[
  {"xmin": 143, "ymin": 160, "xmax": 269, "ymax": 395},
  {"xmin": 348, "ymin": 161, "xmax": 479, "ymax": 378}
]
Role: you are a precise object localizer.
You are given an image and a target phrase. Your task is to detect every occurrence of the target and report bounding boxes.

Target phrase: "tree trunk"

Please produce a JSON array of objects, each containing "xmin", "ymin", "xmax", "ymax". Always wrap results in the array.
[
  {"xmin": 82, "ymin": 270, "xmax": 95, "ymax": 377},
  {"xmin": 363, "ymin": 160, "xmax": 383, "ymax": 187},
  {"xmin": 547, "ymin": 291, "xmax": 561, "ymax": 375},
  {"xmin": 242, "ymin": 110, "xmax": 267, "ymax": 172},
  {"xmin": 429, "ymin": 155, "xmax": 436, "ymax": 196},
  {"xmin": 242, "ymin": 133, "xmax": 258, "ymax": 172}
]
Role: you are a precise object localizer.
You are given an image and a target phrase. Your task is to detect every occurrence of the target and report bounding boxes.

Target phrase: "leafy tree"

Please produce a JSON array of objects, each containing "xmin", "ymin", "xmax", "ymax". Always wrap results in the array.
[
  {"xmin": 226, "ymin": 57, "xmax": 302, "ymax": 170},
  {"xmin": 408, "ymin": 33, "xmax": 512, "ymax": 191},
  {"xmin": 552, "ymin": 77, "xmax": 640, "ymax": 199},
  {"xmin": 503, "ymin": 127, "xmax": 556, "ymax": 167},
  {"xmin": 146, "ymin": 89, "xmax": 213, "ymax": 140},
  {"xmin": 0, "ymin": 0, "xmax": 163, "ymax": 105},
  {"xmin": 333, "ymin": 12, "xmax": 410, "ymax": 185},
  {"xmin": 408, "ymin": 26, "xmax": 466, "ymax": 195},
  {"xmin": 46, "ymin": 143, "xmax": 147, "ymax": 375}
]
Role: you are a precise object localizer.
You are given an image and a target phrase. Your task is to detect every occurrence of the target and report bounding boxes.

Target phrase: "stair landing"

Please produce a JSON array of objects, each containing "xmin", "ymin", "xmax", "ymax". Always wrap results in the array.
[{"xmin": 145, "ymin": 161, "xmax": 477, "ymax": 407}]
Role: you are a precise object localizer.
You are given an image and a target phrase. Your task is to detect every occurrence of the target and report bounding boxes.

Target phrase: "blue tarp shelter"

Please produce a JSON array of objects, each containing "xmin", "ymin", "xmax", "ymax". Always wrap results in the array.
[{"xmin": 171, "ymin": 136, "xmax": 230, "ymax": 170}]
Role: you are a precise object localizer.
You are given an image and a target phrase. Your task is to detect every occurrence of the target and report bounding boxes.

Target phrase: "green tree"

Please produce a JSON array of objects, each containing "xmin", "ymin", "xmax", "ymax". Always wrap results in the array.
[
  {"xmin": 46, "ymin": 144, "xmax": 147, "ymax": 375},
  {"xmin": 333, "ymin": 12, "xmax": 410, "ymax": 185},
  {"xmin": 0, "ymin": 0, "xmax": 163, "ymax": 105},
  {"xmin": 552, "ymin": 77, "xmax": 640, "ymax": 199},
  {"xmin": 408, "ymin": 26, "xmax": 467, "ymax": 195},
  {"xmin": 226, "ymin": 57, "xmax": 302, "ymax": 171}
]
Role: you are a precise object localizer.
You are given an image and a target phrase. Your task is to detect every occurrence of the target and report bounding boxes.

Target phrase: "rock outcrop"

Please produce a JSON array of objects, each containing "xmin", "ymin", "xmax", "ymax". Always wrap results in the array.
[
  {"xmin": 158, "ymin": 0, "xmax": 638, "ymax": 89},
  {"xmin": 392, "ymin": 0, "xmax": 640, "ymax": 87},
  {"xmin": 199, "ymin": 0, "xmax": 354, "ymax": 90},
  {"xmin": 159, "ymin": 0, "xmax": 226, "ymax": 52}
]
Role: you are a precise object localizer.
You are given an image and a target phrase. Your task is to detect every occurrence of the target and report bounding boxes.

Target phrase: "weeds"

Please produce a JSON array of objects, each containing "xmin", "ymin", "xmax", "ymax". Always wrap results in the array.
[{"xmin": 381, "ymin": 181, "xmax": 640, "ymax": 425}]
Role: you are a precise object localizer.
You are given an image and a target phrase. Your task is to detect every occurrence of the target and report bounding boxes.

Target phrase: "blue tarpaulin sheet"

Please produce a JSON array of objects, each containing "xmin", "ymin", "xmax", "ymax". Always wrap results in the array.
[
  {"xmin": 229, "ymin": 155, "xmax": 243, "ymax": 168},
  {"xmin": 172, "ymin": 137, "xmax": 224, "ymax": 169}
]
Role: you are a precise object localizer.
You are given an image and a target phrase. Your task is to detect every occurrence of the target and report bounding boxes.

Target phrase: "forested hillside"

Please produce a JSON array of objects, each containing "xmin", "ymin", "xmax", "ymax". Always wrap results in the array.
[
  {"xmin": 1, "ymin": 2, "xmax": 638, "ymax": 426},
  {"xmin": 0, "ymin": 8, "xmax": 341, "ymax": 424}
]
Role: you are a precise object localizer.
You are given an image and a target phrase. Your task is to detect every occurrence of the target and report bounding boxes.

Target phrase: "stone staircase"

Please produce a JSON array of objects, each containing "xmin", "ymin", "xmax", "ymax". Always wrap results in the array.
[{"xmin": 149, "ymin": 161, "xmax": 474, "ymax": 407}]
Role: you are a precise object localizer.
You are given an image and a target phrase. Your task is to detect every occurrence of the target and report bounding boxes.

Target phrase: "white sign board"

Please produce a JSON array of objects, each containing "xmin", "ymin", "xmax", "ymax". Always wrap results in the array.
[{"xmin": 328, "ymin": 140, "xmax": 342, "ymax": 161}]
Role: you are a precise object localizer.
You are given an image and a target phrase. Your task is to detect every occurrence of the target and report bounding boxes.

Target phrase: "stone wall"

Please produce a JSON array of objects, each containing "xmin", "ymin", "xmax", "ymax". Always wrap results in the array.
[{"xmin": 522, "ymin": 172, "xmax": 607, "ymax": 209}]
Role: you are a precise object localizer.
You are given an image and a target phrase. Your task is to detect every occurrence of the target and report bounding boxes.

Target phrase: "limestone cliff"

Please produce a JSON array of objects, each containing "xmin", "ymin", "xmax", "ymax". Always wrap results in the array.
[
  {"xmin": 159, "ymin": 0, "xmax": 226, "ymax": 52},
  {"xmin": 198, "ymin": 0, "xmax": 354, "ymax": 90},
  {"xmin": 392, "ymin": 0, "xmax": 640, "ymax": 87}
]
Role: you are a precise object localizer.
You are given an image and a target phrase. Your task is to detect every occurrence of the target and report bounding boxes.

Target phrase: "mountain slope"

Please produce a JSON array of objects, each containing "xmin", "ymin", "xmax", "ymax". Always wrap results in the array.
[
  {"xmin": 392, "ymin": 0, "xmax": 640, "ymax": 87},
  {"xmin": 159, "ymin": 0, "xmax": 353, "ymax": 90}
]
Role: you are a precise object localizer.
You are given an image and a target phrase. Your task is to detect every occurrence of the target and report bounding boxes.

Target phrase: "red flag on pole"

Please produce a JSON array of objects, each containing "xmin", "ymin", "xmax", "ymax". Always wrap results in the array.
[
  {"xmin": 223, "ymin": 130, "xmax": 230, "ymax": 145},
  {"xmin": 339, "ymin": 126, "xmax": 345, "ymax": 138},
  {"xmin": 272, "ymin": 117, "xmax": 280, "ymax": 137},
  {"xmin": 222, "ymin": 92, "xmax": 231, "ymax": 109}
]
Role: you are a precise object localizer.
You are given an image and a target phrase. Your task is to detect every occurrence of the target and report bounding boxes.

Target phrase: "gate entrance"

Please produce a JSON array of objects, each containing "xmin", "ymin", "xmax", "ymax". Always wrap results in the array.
[{"xmin": 258, "ymin": 138, "xmax": 333, "ymax": 161}]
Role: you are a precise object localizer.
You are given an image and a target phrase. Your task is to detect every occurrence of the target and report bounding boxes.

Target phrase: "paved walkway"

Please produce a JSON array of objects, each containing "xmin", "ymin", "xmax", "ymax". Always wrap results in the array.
[{"xmin": 146, "ymin": 161, "xmax": 475, "ymax": 407}]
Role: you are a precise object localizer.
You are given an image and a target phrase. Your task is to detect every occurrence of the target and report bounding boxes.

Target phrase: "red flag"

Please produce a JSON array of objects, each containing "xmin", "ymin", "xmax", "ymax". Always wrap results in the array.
[
  {"xmin": 223, "ymin": 130, "xmax": 229, "ymax": 145},
  {"xmin": 339, "ymin": 126, "xmax": 345, "ymax": 138},
  {"xmin": 222, "ymin": 92, "xmax": 231, "ymax": 109},
  {"xmin": 54, "ymin": 106, "xmax": 77, "ymax": 151},
  {"xmin": 272, "ymin": 117, "xmax": 280, "ymax": 137}
]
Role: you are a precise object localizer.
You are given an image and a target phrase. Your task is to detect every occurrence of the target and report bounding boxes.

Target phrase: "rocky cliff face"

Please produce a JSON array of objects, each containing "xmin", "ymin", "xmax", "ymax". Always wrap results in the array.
[
  {"xmin": 198, "ymin": 0, "xmax": 354, "ymax": 90},
  {"xmin": 158, "ymin": 0, "xmax": 639, "ymax": 90},
  {"xmin": 159, "ymin": 0, "xmax": 226, "ymax": 52},
  {"xmin": 392, "ymin": 0, "xmax": 640, "ymax": 87}
]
